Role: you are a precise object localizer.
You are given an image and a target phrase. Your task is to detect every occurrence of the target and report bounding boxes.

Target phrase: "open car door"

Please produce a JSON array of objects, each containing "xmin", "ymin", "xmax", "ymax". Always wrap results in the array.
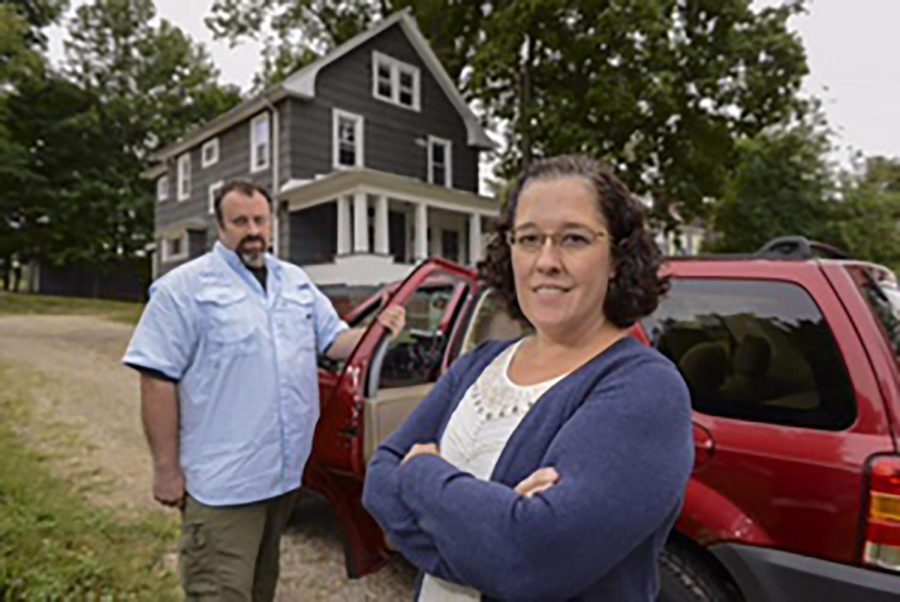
[{"xmin": 303, "ymin": 259, "xmax": 480, "ymax": 577}]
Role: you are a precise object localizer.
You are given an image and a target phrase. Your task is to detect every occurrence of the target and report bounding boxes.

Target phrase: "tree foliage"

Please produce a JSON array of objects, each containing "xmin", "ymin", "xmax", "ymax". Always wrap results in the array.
[
  {"xmin": 827, "ymin": 160, "xmax": 900, "ymax": 270},
  {"xmin": 0, "ymin": 0, "xmax": 69, "ymax": 48},
  {"xmin": 0, "ymin": 0, "xmax": 242, "ymax": 284},
  {"xmin": 712, "ymin": 124, "xmax": 900, "ymax": 270},
  {"xmin": 711, "ymin": 118, "xmax": 834, "ymax": 253}
]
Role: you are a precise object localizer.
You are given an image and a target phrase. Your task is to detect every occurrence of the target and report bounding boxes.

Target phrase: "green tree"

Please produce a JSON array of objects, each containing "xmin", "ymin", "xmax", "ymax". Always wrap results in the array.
[
  {"xmin": 825, "ymin": 160, "xmax": 900, "ymax": 270},
  {"xmin": 0, "ymin": 1, "xmax": 60, "ymax": 288},
  {"xmin": 52, "ymin": 0, "xmax": 242, "ymax": 263},
  {"xmin": 0, "ymin": 0, "xmax": 68, "ymax": 47},
  {"xmin": 711, "ymin": 120, "xmax": 835, "ymax": 253}
]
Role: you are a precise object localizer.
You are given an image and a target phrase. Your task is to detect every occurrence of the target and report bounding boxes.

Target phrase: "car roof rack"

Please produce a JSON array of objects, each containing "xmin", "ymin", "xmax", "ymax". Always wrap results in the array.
[{"xmin": 754, "ymin": 236, "xmax": 849, "ymax": 260}]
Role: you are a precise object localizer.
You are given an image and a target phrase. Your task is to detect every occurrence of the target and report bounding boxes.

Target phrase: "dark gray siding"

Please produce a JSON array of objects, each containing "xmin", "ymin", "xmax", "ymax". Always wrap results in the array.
[
  {"xmin": 155, "ymin": 108, "xmax": 278, "ymax": 237},
  {"xmin": 285, "ymin": 23, "xmax": 479, "ymax": 192}
]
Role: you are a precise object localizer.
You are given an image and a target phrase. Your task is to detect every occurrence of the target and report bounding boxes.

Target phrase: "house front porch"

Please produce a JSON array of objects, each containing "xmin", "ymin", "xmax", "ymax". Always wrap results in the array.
[{"xmin": 277, "ymin": 168, "xmax": 498, "ymax": 287}]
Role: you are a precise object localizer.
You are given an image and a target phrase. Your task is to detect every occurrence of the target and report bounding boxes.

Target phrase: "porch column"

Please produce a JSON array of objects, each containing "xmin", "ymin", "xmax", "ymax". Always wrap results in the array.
[
  {"xmin": 336, "ymin": 196, "xmax": 351, "ymax": 255},
  {"xmin": 374, "ymin": 194, "xmax": 389, "ymax": 255},
  {"xmin": 353, "ymin": 192, "xmax": 369, "ymax": 253},
  {"xmin": 468, "ymin": 213, "xmax": 482, "ymax": 265},
  {"xmin": 414, "ymin": 202, "xmax": 429, "ymax": 260}
]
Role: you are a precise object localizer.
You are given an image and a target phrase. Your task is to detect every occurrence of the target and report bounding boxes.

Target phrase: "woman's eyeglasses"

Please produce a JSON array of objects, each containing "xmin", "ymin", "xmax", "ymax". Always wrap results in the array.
[{"xmin": 505, "ymin": 227, "xmax": 608, "ymax": 253}]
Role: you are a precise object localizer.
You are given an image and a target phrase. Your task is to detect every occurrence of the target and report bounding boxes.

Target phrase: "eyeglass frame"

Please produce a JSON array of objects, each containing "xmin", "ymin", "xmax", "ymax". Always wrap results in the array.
[{"xmin": 504, "ymin": 226, "xmax": 610, "ymax": 252}]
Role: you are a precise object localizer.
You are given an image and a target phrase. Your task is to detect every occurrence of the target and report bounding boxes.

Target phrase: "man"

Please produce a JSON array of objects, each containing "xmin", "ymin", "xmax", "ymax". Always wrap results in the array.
[{"xmin": 122, "ymin": 180, "xmax": 405, "ymax": 601}]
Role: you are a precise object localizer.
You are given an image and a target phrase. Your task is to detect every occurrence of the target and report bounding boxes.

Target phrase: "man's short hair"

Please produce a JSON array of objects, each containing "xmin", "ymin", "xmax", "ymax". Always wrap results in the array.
[{"xmin": 214, "ymin": 180, "xmax": 274, "ymax": 225}]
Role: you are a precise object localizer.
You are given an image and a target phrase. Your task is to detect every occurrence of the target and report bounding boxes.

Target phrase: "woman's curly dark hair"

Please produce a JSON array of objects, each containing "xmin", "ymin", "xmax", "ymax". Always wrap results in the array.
[{"xmin": 478, "ymin": 155, "xmax": 668, "ymax": 329}]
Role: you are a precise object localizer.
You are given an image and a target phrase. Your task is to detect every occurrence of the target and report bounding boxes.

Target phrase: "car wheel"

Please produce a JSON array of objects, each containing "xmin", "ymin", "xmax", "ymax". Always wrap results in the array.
[{"xmin": 658, "ymin": 541, "xmax": 742, "ymax": 602}]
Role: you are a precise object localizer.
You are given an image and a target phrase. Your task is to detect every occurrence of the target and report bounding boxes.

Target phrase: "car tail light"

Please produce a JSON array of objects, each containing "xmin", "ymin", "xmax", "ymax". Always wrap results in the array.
[{"xmin": 863, "ymin": 455, "xmax": 900, "ymax": 571}]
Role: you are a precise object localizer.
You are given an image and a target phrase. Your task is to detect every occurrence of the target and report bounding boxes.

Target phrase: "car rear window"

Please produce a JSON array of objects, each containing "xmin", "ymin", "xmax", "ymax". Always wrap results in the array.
[
  {"xmin": 850, "ymin": 268, "xmax": 900, "ymax": 361},
  {"xmin": 641, "ymin": 278, "xmax": 856, "ymax": 430}
]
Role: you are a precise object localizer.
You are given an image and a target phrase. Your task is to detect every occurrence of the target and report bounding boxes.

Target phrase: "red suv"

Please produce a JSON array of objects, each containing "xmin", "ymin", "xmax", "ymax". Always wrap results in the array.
[{"xmin": 303, "ymin": 239, "xmax": 900, "ymax": 600}]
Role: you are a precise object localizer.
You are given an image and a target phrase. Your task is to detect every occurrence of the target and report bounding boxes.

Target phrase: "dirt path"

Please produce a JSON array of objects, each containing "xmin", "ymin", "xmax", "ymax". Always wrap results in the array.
[{"xmin": 0, "ymin": 314, "xmax": 415, "ymax": 600}]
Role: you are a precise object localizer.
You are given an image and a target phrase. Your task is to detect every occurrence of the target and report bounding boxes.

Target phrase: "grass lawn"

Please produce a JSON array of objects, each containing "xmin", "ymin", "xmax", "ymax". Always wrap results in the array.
[
  {"xmin": 0, "ymin": 291, "xmax": 143, "ymax": 324},
  {"xmin": 0, "ymin": 367, "xmax": 180, "ymax": 600}
]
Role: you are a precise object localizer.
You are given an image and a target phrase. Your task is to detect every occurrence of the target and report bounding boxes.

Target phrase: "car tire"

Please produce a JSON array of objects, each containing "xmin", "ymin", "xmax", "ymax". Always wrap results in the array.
[{"xmin": 658, "ymin": 541, "xmax": 743, "ymax": 602}]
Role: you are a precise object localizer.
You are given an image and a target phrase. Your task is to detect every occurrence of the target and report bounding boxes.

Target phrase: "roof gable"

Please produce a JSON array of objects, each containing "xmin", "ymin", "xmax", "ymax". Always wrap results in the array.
[
  {"xmin": 282, "ymin": 10, "xmax": 491, "ymax": 148},
  {"xmin": 153, "ymin": 10, "xmax": 491, "ymax": 162}
]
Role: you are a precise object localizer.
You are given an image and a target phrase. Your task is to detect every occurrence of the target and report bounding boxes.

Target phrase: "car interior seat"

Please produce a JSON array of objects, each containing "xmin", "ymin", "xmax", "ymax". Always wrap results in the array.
[{"xmin": 677, "ymin": 341, "xmax": 730, "ymax": 410}]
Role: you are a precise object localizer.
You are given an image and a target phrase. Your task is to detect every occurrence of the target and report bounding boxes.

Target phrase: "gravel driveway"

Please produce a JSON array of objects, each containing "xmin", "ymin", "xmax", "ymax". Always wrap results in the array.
[{"xmin": 0, "ymin": 314, "xmax": 415, "ymax": 600}]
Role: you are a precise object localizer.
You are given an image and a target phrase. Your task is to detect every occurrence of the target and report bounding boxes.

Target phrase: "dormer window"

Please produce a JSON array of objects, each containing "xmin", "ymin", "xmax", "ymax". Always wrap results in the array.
[{"xmin": 372, "ymin": 51, "xmax": 420, "ymax": 111}]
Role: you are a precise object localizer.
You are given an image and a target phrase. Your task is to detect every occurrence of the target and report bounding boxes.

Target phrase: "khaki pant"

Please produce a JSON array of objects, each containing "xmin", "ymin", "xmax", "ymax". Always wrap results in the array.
[{"xmin": 179, "ymin": 489, "xmax": 300, "ymax": 602}]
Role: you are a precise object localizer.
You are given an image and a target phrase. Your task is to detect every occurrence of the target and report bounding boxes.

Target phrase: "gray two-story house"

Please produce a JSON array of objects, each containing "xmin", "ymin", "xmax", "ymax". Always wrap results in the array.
[{"xmin": 146, "ymin": 9, "xmax": 496, "ymax": 290}]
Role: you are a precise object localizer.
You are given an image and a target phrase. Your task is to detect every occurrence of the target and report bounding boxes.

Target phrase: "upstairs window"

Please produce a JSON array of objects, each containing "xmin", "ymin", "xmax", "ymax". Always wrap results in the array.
[
  {"xmin": 201, "ymin": 138, "xmax": 219, "ymax": 168},
  {"xmin": 333, "ymin": 108, "xmax": 364, "ymax": 168},
  {"xmin": 428, "ymin": 136, "xmax": 452, "ymax": 187},
  {"xmin": 372, "ymin": 51, "xmax": 420, "ymax": 111},
  {"xmin": 177, "ymin": 154, "xmax": 191, "ymax": 201},
  {"xmin": 251, "ymin": 113, "xmax": 270, "ymax": 172},
  {"xmin": 157, "ymin": 175, "xmax": 169, "ymax": 202}
]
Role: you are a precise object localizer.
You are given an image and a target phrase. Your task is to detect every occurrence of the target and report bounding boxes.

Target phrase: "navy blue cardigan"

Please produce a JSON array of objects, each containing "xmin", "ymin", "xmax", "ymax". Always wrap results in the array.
[{"xmin": 362, "ymin": 337, "xmax": 694, "ymax": 601}]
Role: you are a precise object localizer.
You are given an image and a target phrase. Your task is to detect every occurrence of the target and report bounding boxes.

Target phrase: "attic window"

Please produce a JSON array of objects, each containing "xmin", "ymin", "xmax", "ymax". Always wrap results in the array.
[{"xmin": 372, "ymin": 51, "xmax": 420, "ymax": 111}]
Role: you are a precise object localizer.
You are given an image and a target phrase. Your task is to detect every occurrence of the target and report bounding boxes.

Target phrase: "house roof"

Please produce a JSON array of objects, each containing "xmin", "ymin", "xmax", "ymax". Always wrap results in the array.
[{"xmin": 152, "ymin": 9, "xmax": 492, "ymax": 163}]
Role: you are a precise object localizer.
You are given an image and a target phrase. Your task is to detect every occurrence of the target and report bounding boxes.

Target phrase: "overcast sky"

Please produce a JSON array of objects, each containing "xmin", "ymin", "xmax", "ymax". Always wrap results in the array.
[{"xmin": 47, "ymin": 0, "xmax": 900, "ymax": 166}]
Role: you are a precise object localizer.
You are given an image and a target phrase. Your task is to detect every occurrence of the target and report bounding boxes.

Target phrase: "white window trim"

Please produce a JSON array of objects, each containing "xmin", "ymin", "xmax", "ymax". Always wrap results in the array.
[
  {"xmin": 156, "ymin": 174, "xmax": 169, "ymax": 203},
  {"xmin": 332, "ymin": 108, "xmax": 365, "ymax": 169},
  {"xmin": 161, "ymin": 231, "xmax": 188, "ymax": 263},
  {"xmin": 208, "ymin": 180, "xmax": 224, "ymax": 215},
  {"xmin": 427, "ymin": 136, "xmax": 453, "ymax": 187},
  {"xmin": 177, "ymin": 153, "xmax": 191, "ymax": 201},
  {"xmin": 371, "ymin": 51, "xmax": 421, "ymax": 111},
  {"xmin": 201, "ymin": 138, "xmax": 220, "ymax": 168},
  {"xmin": 250, "ymin": 112, "xmax": 270, "ymax": 173}
]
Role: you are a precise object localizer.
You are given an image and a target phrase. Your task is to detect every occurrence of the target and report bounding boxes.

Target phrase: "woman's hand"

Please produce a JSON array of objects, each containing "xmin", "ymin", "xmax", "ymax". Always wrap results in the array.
[
  {"xmin": 514, "ymin": 467, "xmax": 560, "ymax": 498},
  {"xmin": 402, "ymin": 442, "xmax": 441, "ymax": 464}
]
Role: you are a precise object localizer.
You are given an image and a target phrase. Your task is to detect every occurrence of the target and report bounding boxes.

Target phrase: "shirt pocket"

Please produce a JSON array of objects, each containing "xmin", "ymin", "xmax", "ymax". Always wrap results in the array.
[
  {"xmin": 279, "ymin": 285, "xmax": 317, "ymax": 352},
  {"xmin": 196, "ymin": 286, "xmax": 259, "ymax": 360}
]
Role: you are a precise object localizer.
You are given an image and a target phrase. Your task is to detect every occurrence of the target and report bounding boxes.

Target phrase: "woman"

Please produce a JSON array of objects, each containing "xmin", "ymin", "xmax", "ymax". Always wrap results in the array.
[{"xmin": 362, "ymin": 155, "xmax": 694, "ymax": 601}]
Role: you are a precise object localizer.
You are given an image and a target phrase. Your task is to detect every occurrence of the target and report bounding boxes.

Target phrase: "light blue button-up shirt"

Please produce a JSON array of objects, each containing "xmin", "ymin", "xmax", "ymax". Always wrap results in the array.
[{"xmin": 123, "ymin": 242, "xmax": 349, "ymax": 506}]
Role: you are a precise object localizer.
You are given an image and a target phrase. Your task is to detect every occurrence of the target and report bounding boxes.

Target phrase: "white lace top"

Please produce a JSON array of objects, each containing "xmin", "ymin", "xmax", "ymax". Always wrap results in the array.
[{"xmin": 418, "ymin": 340, "xmax": 567, "ymax": 602}]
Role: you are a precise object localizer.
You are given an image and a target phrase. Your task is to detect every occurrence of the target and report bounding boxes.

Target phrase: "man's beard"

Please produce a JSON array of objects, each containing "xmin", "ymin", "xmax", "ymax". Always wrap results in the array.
[{"xmin": 237, "ymin": 235, "xmax": 267, "ymax": 267}]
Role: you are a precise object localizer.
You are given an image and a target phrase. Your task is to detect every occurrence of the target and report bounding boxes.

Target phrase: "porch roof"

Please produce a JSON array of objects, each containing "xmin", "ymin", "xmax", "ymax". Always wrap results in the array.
[{"xmin": 279, "ymin": 168, "xmax": 500, "ymax": 216}]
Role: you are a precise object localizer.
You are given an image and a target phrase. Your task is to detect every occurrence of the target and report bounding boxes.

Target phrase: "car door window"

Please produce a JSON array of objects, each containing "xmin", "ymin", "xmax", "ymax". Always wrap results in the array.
[
  {"xmin": 642, "ymin": 278, "xmax": 856, "ymax": 430},
  {"xmin": 378, "ymin": 284, "xmax": 460, "ymax": 388},
  {"xmin": 460, "ymin": 288, "xmax": 529, "ymax": 354}
]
